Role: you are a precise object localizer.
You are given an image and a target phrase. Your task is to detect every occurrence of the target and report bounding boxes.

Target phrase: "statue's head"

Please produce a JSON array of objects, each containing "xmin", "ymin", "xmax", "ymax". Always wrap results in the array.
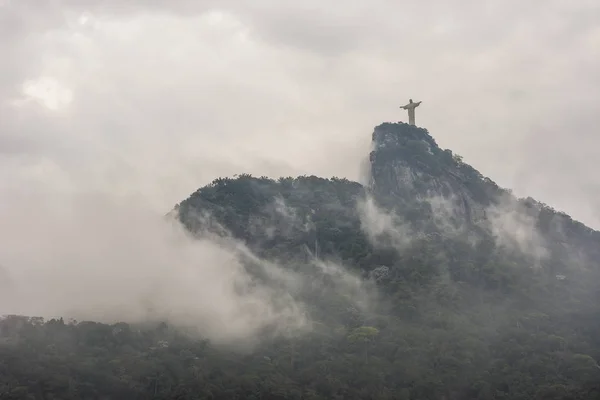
[{"xmin": 409, "ymin": 99, "xmax": 413, "ymax": 103}]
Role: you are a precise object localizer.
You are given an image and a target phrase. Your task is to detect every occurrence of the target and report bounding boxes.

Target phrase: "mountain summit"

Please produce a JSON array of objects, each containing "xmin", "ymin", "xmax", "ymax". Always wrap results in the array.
[
  {"xmin": 369, "ymin": 122, "xmax": 499, "ymax": 220},
  {"xmin": 177, "ymin": 121, "xmax": 600, "ymax": 274}
]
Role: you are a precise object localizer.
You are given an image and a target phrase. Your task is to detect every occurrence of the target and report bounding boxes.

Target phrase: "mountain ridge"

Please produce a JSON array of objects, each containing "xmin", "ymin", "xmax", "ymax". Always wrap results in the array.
[
  {"xmin": 2, "ymin": 121, "xmax": 599, "ymax": 399},
  {"xmin": 176, "ymin": 121, "xmax": 600, "ymax": 266}
]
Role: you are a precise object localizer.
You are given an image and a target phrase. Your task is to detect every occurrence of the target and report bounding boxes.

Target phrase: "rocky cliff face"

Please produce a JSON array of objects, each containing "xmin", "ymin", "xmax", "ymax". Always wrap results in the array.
[
  {"xmin": 367, "ymin": 121, "xmax": 600, "ymax": 271},
  {"xmin": 368, "ymin": 122, "xmax": 505, "ymax": 225}
]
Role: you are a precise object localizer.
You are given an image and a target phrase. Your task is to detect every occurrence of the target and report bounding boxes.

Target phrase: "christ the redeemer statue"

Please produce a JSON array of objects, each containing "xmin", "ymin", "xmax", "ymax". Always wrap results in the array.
[{"xmin": 400, "ymin": 99, "xmax": 422, "ymax": 126}]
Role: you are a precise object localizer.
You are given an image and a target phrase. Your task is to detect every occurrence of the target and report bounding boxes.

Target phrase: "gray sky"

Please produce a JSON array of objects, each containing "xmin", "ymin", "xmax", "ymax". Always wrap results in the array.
[{"xmin": 1, "ymin": 0, "xmax": 600, "ymax": 225}]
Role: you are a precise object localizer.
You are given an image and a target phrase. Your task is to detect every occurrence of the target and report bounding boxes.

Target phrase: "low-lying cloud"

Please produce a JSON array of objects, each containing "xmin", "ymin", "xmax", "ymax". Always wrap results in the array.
[
  {"xmin": 0, "ymin": 187, "xmax": 380, "ymax": 345},
  {"xmin": 357, "ymin": 195, "xmax": 413, "ymax": 250},
  {"xmin": 357, "ymin": 190, "xmax": 552, "ymax": 267},
  {"xmin": 486, "ymin": 197, "xmax": 549, "ymax": 265},
  {"xmin": 0, "ymin": 193, "xmax": 309, "ymax": 345}
]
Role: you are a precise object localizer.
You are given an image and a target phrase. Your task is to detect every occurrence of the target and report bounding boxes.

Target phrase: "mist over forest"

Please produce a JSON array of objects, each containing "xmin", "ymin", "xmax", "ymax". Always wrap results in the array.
[
  {"xmin": 2, "ymin": 123, "xmax": 600, "ymax": 399},
  {"xmin": 1, "ymin": 1, "xmax": 600, "ymax": 399}
]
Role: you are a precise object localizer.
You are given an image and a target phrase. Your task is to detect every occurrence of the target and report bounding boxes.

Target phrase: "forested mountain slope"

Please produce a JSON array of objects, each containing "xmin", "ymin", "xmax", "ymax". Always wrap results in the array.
[{"xmin": 2, "ymin": 122, "xmax": 599, "ymax": 400}]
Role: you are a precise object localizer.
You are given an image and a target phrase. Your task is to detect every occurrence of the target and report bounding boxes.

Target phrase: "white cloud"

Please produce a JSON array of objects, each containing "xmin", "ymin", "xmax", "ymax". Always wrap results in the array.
[{"xmin": 20, "ymin": 76, "xmax": 73, "ymax": 110}]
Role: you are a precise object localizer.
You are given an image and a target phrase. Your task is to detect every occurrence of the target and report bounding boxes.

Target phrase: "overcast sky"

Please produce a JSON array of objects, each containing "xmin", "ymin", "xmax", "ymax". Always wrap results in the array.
[{"xmin": 1, "ymin": 0, "xmax": 600, "ymax": 226}]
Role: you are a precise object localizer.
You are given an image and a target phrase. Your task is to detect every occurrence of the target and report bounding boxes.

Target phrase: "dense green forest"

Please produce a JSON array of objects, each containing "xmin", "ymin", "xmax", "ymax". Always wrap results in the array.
[{"xmin": 2, "ymin": 123, "xmax": 600, "ymax": 399}]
